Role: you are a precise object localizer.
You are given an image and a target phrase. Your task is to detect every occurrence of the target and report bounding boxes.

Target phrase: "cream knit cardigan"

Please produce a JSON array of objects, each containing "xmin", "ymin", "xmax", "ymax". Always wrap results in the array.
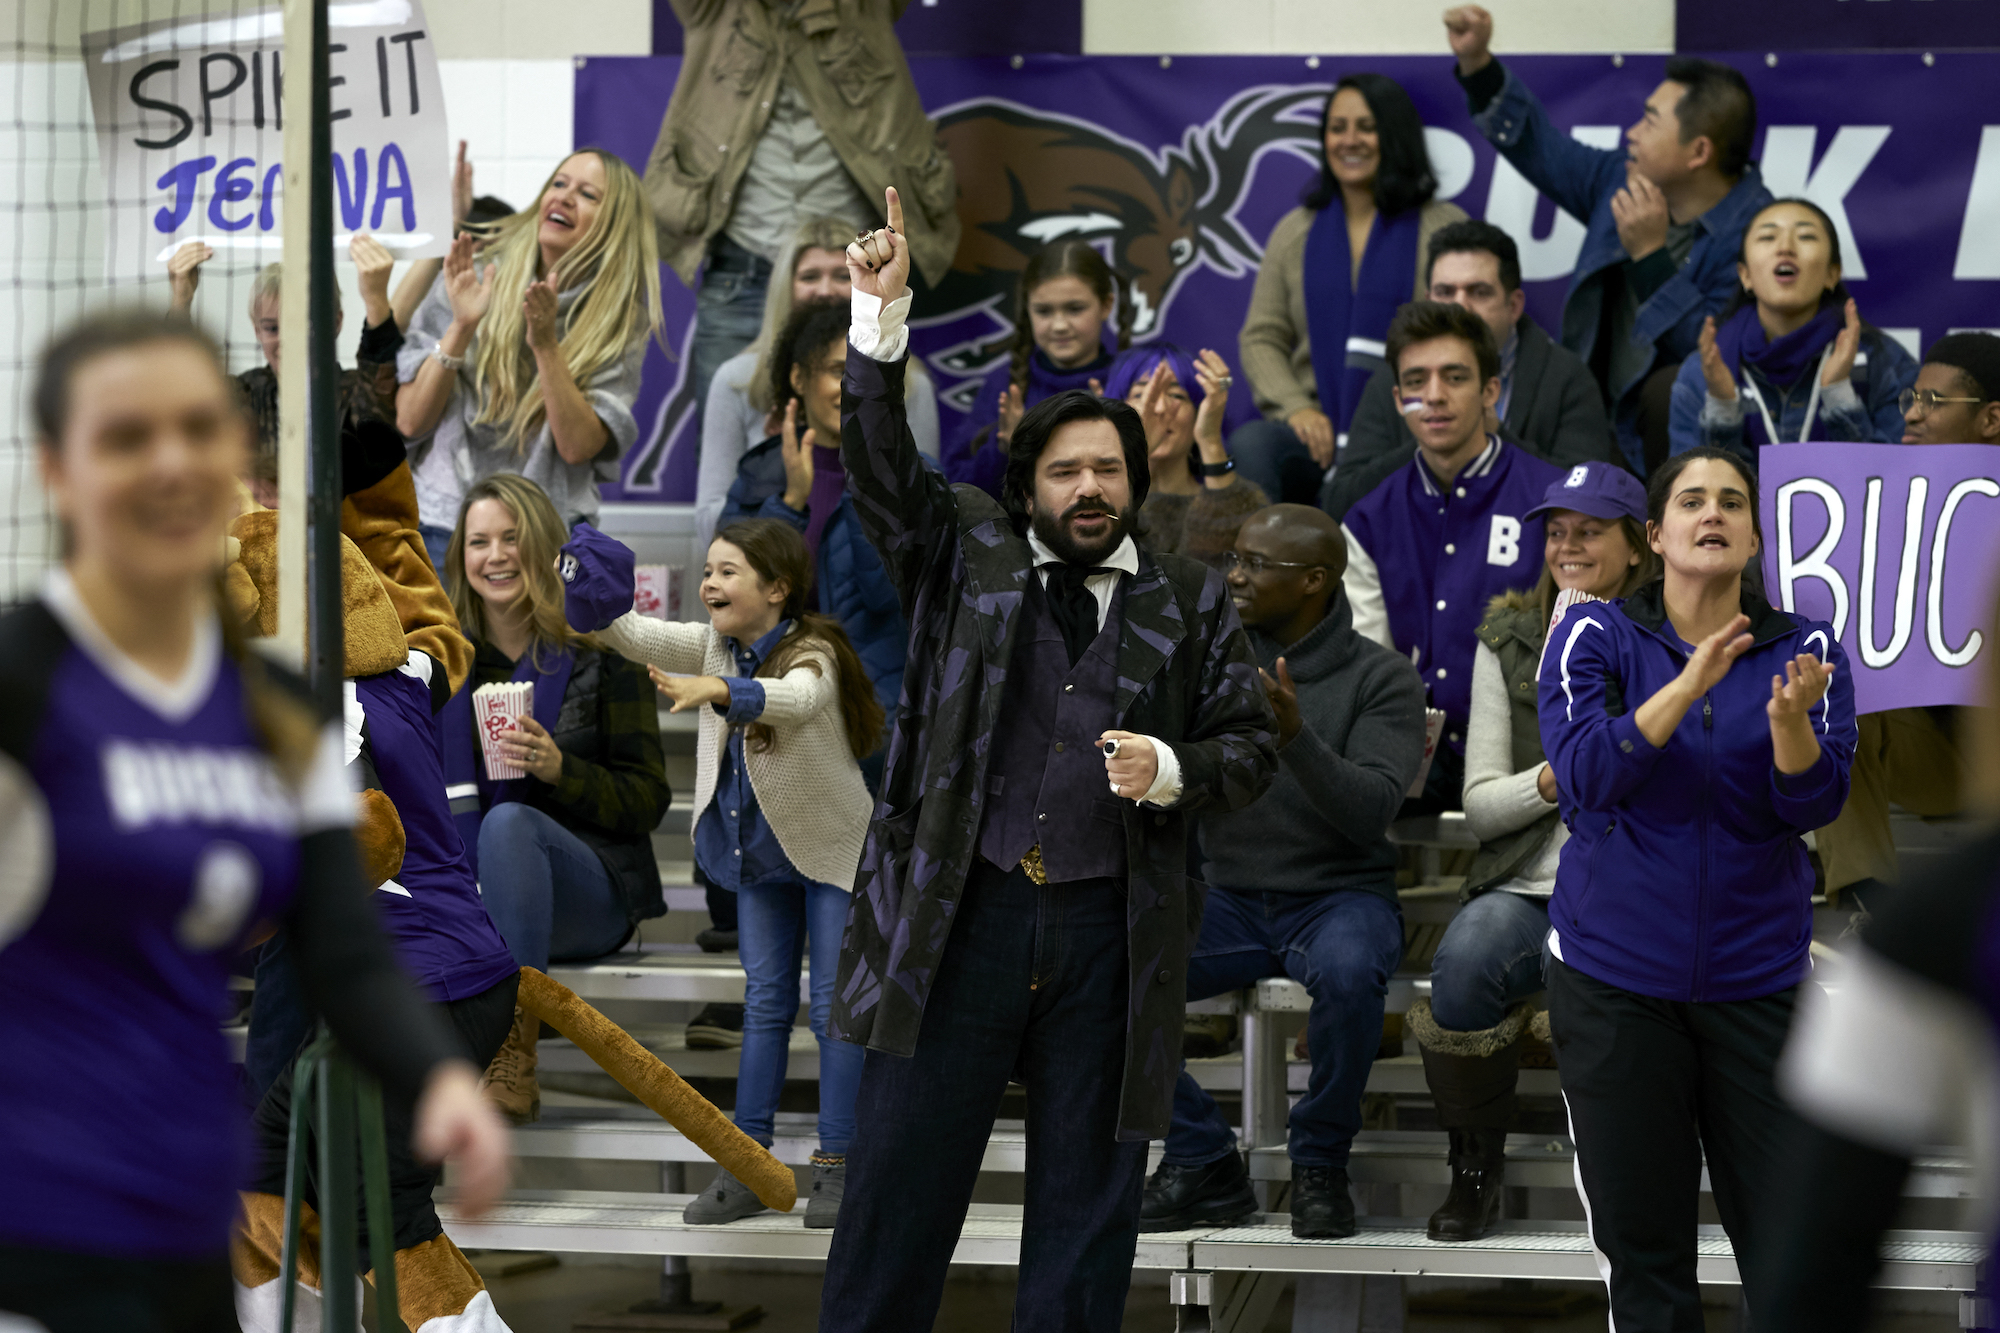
[{"xmin": 598, "ymin": 612, "xmax": 872, "ymax": 891}]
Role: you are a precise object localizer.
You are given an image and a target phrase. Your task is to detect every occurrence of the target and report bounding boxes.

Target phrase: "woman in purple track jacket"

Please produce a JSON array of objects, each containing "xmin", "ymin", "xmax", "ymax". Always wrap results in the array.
[{"xmin": 1535, "ymin": 444, "xmax": 1856, "ymax": 1332}]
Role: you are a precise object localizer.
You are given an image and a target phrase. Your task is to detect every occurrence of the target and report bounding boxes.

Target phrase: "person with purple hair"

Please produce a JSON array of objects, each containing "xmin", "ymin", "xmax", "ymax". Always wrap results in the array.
[{"xmin": 1106, "ymin": 343, "xmax": 1268, "ymax": 564}]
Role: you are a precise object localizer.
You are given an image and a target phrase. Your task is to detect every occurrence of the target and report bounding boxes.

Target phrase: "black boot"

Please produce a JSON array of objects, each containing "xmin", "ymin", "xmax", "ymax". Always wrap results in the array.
[
  {"xmin": 1138, "ymin": 1152, "xmax": 1258, "ymax": 1232},
  {"xmin": 1428, "ymin": 1128, "xmax": 1507, "ymax": 1241},
  {"xmin": 1289, "ymin": 1164, "xmax": 1357, "ymax": 1238},
  {"xmin": 1410, "ymin": 998, "xmax": 1527, "ymax": 1242}
]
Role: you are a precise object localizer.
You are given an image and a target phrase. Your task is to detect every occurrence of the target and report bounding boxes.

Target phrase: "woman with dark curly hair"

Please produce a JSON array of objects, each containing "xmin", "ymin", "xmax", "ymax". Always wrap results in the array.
[
  {"xmin": 718, "ymin": 298, "xmax": 909, "ymax": 785},
  {"xmin": 1234, "ymin": 74, "xmax": 1466, "ymax": 503}
]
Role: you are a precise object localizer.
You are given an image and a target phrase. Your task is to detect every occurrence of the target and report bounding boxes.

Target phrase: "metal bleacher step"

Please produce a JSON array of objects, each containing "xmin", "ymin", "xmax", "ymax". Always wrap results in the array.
[
  {"xmin": 514, "ymin": 1108, "xmax": 1169, "ymax": 1174},
  {"xmin": 512, "ymin": 1106, "xmax": 1980, "ymax": 1203},
  {"xmin": 538, "ymin": 1025, "xmax": 1310, "ymax": 1094},
  {"xmin": 439, "ymin": 1190, "xmax": 1205, "ymax": 1269},
  {"xmin": 437, "ymin": 1192, "xmax": 1985, "ymax": 1297},
  {"xmin": 1181, "ymin": 1219, "xmax": 1984, "ymax": 1292},
  {"xmin": 540, "ymin": 953, "xmax": 1432, "ymax": 1018},
  {"xmin": 1254, "ymin": 1134, "xmax": 1975, "ymax": 1198},
  {"xmin": 542, "ymin": 948, "xmax": 785, "ymax": 1005}
]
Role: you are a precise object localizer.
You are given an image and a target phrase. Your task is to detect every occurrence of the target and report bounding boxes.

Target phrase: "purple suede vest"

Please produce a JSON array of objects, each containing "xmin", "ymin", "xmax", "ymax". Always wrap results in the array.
[{"xmin": 977, "ymin": 575, "xmax": 1129, "ymax": 883}]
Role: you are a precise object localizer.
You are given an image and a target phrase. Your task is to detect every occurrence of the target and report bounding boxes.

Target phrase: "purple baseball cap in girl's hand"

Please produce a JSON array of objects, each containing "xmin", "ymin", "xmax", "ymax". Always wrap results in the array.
[{"xmin": 558, "ymin": 522, "xmax": 636, "ymax": 632}]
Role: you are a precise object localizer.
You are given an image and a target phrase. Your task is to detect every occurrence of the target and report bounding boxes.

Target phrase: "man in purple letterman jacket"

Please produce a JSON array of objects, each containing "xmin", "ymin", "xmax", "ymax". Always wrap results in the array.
[{"xmin": 1340, "ymin": 300, "xmax": 1564, "ymax": 807}]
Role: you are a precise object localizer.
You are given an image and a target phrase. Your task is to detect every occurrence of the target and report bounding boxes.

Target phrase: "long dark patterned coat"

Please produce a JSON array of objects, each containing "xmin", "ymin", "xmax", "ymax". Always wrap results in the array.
[{"xmin": 832, "ymin": 347, "xmax": 1278, "ymax": 1140}]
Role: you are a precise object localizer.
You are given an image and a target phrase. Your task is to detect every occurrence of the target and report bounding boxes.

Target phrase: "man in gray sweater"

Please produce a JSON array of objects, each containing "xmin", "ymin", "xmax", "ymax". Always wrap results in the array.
[{"xmin": 1139, "ymin": 504, "xmax": 1430, "ymax": 1238}]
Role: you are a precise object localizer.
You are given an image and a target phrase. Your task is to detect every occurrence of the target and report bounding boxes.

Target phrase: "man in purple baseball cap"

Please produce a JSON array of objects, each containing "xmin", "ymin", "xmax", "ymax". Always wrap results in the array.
[
  {"xmin": 558, "ymin": 522, "xmax": 636, "ymax": 633},
  {"xmin": 1411, "ymin": 452, "xmax": 1657, "ymax": 1245}
]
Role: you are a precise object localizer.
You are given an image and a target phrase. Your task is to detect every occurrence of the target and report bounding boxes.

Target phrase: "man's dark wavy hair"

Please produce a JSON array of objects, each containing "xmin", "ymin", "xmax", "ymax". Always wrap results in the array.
[
  {"xmin": 1385, "ymin": 299, "xmax": 1500, "ymax": 385},
  {"xmin": 1300, "ymin": 74, "xmax": 1439, "ymax": 218},
  {"xmin": 999, "ymin": 390, "xmax": 1151, "ymax": 533}
]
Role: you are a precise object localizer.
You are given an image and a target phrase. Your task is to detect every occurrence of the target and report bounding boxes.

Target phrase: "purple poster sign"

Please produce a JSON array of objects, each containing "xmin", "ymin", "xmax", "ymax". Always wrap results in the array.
[
  {"xmin": 576, "ymin": 52, "xmax": 2000, "ymax": 503},
  {"xmin": 1678, "ymin": 0, "xmax": 2000, "ymax": 52},
  {"xmin": 1761, "ymin": 443, "xmax": 2000, "ymax": 714}
]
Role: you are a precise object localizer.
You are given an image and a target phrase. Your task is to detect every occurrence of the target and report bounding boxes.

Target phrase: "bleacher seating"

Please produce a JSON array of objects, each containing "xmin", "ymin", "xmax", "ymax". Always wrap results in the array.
[{"xmin": 289, "ymin": 505, "xmax": 1987, "ymax": 1328}]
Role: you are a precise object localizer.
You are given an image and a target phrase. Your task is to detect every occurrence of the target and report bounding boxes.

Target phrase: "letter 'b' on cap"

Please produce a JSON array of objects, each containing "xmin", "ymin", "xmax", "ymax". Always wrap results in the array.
[
  {"xmin": 1526, "ymin": 462, "xmax": 1648, "ymax": 525},
  {"xmin": 558, "ymin": 522, "xmax": 636, "ymax": 632}
]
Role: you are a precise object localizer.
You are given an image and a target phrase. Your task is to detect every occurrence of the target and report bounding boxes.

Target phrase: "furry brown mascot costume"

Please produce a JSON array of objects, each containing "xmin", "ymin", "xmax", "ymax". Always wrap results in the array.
[{"xmin": 226, "ymin": 447, "xmax": 790, "ymax": 1333}]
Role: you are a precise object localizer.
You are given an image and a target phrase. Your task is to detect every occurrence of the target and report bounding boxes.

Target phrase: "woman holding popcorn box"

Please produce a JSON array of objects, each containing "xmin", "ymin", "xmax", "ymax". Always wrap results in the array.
[
  {"xmin": 556, "ymin": 515, "xmax": 881, "ymax": 1232},
  {"xmin": 440, "ymin": 473, "xmax": 672, "ymax": 1123}
]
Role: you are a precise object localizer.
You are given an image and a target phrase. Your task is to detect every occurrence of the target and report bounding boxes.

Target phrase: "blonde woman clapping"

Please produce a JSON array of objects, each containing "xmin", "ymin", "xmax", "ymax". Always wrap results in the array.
[{"xmin": 397, "ymin": 149, "xmax": 662, "ymax": 562}]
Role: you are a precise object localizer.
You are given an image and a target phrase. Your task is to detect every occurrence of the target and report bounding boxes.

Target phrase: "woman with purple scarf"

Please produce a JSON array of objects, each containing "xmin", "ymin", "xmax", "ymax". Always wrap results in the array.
[
  {"xmin": 1669, "ymin": 197, "xmax": 1917, "ymax": 463},
  {"xmin": 1234, "ymin": 74, "xmax": 1465, "ymax": 505},
  {"xmin": 720, "ymin": 297, "xmax": 909, "ymax": 788}
]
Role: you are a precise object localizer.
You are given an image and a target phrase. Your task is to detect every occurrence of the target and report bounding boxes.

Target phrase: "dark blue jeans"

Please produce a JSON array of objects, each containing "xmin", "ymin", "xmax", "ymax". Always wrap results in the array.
[
  {"xmin": 419, "ymin": 524, "xmax": 453, "ymax": 584},
  {"xmin": 244, "ymin": 930, "xmax": 310, "ymax": 1102},
  {"xmin": 1428, "ymin": 890, "xmax": 1550, "ymax": 1032},
  {"xmin": 733, "ymin": 873, "xmax": 861, "ymax": 1154},
  {"xmin": 819, "ymin": 862, "xmax": 1145, "ymax": 1333},
  {"xmin": 1164, "ymin": 888, "xmax": 1404, "ymax": 1169},
  {"xmin": 690, "ymin": 237, "xmax": 771, "ymax": 435},
  {"xmin": 477, "ymin": 802, "xmax": 630, "ymax": 972}
]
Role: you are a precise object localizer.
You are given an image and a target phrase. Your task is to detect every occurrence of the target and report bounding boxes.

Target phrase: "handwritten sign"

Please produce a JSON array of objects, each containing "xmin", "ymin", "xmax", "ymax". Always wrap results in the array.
[
  {"xmin": 1761, "ymin": 443, "xmax": 2000, "ymax": 713},
  {"xmin": 82, "ymin": 0, "xmax": 449, "ymax": 284}
]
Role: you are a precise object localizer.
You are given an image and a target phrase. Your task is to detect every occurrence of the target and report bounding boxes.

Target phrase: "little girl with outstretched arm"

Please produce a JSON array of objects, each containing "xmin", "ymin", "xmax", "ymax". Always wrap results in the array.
[{"xmin": 560, "ymin": 517, "xmax": 880, "ymax": 1231}]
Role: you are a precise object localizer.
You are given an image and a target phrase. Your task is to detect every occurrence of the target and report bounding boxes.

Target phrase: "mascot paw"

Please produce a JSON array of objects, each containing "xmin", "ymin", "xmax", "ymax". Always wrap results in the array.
[{"xmin": 355, "ymin": 787, "xmax": 407, "ymax": 890}]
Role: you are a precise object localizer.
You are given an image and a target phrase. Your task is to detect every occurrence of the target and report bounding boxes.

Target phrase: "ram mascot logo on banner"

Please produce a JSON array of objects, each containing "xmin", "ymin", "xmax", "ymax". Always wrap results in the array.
[{"xmin": 623, "ymin": 84, "xmax": 1328, "ymax": 490}]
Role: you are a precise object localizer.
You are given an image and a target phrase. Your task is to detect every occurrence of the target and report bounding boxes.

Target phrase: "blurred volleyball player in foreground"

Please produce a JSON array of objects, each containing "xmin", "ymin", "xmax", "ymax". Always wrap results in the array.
[{"xmin": 0, "ymin": 311, "xmax": 507, "ymax": 1333}]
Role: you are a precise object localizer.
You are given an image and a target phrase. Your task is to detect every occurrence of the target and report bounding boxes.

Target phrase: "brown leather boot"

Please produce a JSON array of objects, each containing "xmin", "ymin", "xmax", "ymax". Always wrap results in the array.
[{"xmin": 481, "ymin": 1003, "xmax": 540, "ymax": 1125}]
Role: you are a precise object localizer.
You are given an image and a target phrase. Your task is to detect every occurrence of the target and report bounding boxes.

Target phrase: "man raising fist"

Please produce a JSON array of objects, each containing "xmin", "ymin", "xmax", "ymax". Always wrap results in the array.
[
  {"xmin": 818, "ymin": 188, "xmax": 1278, "ymax": 1333},
  {"xmin": 1444, "ymin": 4, "xmax": 1771, "ymax": 475}
]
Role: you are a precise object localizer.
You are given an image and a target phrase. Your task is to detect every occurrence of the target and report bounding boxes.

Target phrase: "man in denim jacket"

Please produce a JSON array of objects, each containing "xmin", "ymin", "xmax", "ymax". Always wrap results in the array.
[{"xmin": 1445, "ymin": 5, "xmax": 1771, "ymax": 475}]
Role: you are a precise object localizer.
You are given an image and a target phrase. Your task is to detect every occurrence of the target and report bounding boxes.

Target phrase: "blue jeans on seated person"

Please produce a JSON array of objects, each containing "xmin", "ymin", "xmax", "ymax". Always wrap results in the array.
[
  {"xmin": 733, "ymin": 871, "xmax": 860, "ymax": 1155},
  {"xmin": 690, "ymin": 236, "xmax": 772, "ymax": 431},
  {"xmin": 1426, "ymin": 890, "xmax": 1550, "ymax": 1033},
  {"xmin": 1164, "ymin": 888, "xmax": 1405, "ymax": 1169},
  {"xmin": 245, "ymin": 930, "xmax": 310, "ymax": 1102},
  {"xmin": 420, "ymin": 524, "xmax": 453, "ymax": 583},
  {"xmin": 477, "ymin": 802, "xmax": 631, "ymax": 972},
  {"xmin": 1228, "ymin": 417, "xmax": 1325, "ymax": 506}
]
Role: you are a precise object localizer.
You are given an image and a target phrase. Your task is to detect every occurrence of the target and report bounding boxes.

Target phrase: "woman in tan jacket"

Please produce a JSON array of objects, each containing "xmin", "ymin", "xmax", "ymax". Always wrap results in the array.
[{"xmin": 1234, "ymin": 74, "xmax": 1465, "ymax": 505}]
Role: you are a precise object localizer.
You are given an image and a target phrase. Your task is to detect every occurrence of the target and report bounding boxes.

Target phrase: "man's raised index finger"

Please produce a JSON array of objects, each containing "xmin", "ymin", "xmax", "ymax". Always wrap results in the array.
[{"xmin": 885, "ymin": 186, "xmax": 903, "ymax": 236}]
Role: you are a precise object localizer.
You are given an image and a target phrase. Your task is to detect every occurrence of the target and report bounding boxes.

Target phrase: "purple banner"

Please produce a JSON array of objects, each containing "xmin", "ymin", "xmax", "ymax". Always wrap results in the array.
[
  {"xmin": 575, "ymin": 52, "xmax": 2000, "ymax": 503},
  {"xmin": 1761, "ymin": 443, "xmax": 2000, "ymax": 714},
  {"xmin": 651, "ymin": 1, "xmax": 1080, "ymax": 55},
  {"xmin": 1678, "ymin": 0, "xmax": 2000, "ymax": 52}
]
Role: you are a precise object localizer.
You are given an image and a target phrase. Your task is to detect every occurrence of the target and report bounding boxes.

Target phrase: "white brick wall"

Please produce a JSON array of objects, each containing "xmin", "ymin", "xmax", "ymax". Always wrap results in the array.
[{"xmin": 436, "ymin": 58, "xmax": 577, "ymax": 220}]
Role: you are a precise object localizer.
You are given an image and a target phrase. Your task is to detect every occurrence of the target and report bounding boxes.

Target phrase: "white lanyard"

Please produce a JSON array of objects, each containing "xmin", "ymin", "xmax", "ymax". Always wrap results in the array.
[{"xmin": 1740, "ymin": 345, "xmax": 1831, "ymax": 446}]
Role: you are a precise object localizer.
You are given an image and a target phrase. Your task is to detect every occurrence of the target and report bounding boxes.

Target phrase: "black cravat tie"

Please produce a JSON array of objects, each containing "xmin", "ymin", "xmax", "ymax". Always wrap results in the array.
[{"xmin": 1044, "ymin": 563, "xmax": 1112, "ymax": 666}]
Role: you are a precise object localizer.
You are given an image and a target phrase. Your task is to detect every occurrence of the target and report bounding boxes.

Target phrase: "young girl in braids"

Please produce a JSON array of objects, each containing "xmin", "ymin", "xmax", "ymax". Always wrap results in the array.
[{"xmin": 941, "ymin": 239, "xmax": 1128, "ymax": 497}]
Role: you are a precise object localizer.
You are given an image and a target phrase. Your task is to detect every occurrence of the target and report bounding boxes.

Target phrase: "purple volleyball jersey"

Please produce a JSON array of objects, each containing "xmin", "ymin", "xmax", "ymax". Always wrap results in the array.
[
  {"xmin": 347, "ymin": 667, "xmax": 516, "ymax": 1000},
  {"xmin": 0, "ymin": 584, "xmax": 351, "ymax": 1258}
]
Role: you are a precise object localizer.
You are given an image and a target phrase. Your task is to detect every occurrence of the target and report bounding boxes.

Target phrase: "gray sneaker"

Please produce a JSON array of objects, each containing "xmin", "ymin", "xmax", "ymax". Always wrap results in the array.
[
  {"xmin": 682, "ymin": 1166, "xmax": 769, "ymax": 1225},
  {"xmin": 803, "ymin": 1158, "xmax": 846, "ymax": 1229}
]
